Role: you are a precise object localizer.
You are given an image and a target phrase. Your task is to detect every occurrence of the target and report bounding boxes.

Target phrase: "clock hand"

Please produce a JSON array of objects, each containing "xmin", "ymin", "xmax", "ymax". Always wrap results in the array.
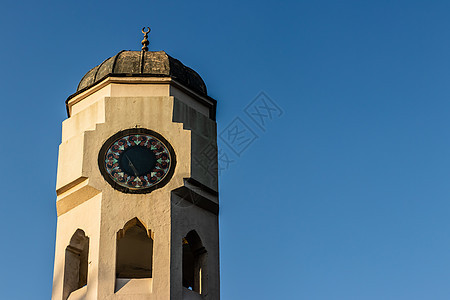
[{"xmin": 124, "ymin": 154, "xmax": 139, "ymax": 177}]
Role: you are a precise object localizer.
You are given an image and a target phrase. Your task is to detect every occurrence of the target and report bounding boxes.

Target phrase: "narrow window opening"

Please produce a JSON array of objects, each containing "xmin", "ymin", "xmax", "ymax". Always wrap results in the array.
[
  {"xmin": 116, "ymin": 218, "xmax": 153, "ymax": 279},
  {"xmin": 63, "ymin": 229, "xmax": 89, "ymax": 300},
  {"xmin": 182, "ymin": 230, "xmax": 207, "ymax": 294}
]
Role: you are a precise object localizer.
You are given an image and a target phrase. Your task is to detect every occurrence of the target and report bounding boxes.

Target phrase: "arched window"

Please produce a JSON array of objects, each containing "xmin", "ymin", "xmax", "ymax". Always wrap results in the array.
[
  {"xmin": 182, "ymin": 230, "xmax": 207, "ymax": 294},
  {"xmin": 116, "ymin": 218, "xmax": 153, "ymax": 279},
  {"xmin": 63, "ymin": 229, "xmax": 89, "ymax": 300}
]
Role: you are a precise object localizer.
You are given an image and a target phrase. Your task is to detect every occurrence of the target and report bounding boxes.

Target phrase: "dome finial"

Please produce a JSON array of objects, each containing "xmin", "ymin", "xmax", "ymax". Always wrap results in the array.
[{"xmin": 141, "ymin": 27, "xmax": 151, "ymax": 52}]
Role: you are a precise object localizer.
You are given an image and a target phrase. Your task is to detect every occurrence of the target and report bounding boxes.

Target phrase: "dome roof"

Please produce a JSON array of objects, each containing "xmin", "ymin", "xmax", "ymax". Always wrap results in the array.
[{"xmin": 76, "ymin": 50, "xmax": 207, "ymax": 95}]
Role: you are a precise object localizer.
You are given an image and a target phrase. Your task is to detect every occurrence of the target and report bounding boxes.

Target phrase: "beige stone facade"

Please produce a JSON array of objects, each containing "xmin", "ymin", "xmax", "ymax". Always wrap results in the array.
[{"xmin": 52, "ymin": 76, "xmax": 220, "ymax": 300}]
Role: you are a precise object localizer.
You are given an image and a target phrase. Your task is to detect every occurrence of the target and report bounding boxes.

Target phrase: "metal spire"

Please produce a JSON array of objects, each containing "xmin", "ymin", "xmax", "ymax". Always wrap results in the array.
[{"xmin": 141, "ymin": 27, "xmax": 151, "ymax": 52}]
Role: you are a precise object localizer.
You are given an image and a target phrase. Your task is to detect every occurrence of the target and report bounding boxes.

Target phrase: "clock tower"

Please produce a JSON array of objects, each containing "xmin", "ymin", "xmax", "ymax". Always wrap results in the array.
[{"xmin": 51, "ymin": 29, "xmax": 220, "ymax": 300}]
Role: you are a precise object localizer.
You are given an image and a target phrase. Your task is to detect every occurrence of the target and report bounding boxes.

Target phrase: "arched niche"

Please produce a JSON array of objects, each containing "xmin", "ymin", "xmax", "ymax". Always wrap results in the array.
[
  {"xmin": 63, "ymin": 229, "xmax": 89, "ymax": 300},
  {"xmin": 116, "ymin": 217, "xmax": 153, "ymax": 279},
  {"xmin": 182, "ymin": 230, "xmax": 207, "ymax": 295}
]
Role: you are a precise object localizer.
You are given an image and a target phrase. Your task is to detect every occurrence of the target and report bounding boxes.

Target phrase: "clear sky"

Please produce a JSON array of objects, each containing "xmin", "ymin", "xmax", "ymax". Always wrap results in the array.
[{"xmin": 2, "ymin": 0, "xmax": 450, "ymax": 299}]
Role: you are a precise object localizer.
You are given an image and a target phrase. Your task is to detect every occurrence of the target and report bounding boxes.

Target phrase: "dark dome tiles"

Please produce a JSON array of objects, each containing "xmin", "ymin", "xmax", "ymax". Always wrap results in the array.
[
  {"xmin": 114, "ymin": 51, "xmax": 141, "ymax": 74},
  {"xmin": 78, "ymin": 65, "xmax": 99, "ymax": 91},
  {"xmin": 76, "ymin": 50, "xmax": 207, "ymax": 96},
  {"xmin": 143, "ymin": 51, "xmax": 170, "ymax": 75},
  {"xmin": 95, "ymin": 56, "xmax": 116, "ymax": 82}
]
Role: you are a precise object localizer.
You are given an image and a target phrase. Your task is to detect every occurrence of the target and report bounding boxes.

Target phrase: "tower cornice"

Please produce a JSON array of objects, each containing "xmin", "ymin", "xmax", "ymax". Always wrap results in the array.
[{"xmin": 66, "ymin": 76, "xmax": 217, "ymax": 120}]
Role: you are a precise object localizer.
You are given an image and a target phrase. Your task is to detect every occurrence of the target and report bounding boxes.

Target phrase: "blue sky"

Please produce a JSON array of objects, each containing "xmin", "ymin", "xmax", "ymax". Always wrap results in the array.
[{"xmin": 2, "ymin": 0, "xmax": 450, "ymax": 299}]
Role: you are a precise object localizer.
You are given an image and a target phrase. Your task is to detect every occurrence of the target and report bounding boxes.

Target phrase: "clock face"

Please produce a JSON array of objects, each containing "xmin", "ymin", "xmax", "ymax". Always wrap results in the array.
[{"xmin": 98, "ymin": 129, "xmax": 176, "ymax": 193}]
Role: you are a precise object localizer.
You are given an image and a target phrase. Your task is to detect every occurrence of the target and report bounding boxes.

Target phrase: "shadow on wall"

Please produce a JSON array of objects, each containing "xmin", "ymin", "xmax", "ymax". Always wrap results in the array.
[{"xmin": 182, "ymin": 287, "xmax": 204, "ymax": 300}]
